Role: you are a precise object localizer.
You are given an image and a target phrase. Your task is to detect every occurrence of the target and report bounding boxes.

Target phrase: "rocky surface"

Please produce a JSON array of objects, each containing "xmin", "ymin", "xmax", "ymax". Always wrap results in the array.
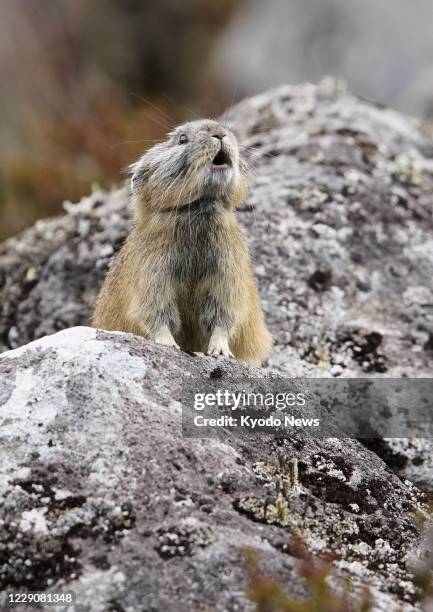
[
  {"xmin": 1, "ymin": 80, "xmax": 433, "ymax": 380},
  {"xmin": 0, "ymin": 327, "xmax": 429, "ymax": 611},
  {"xmin": 1, "ymin": 81, "xmax": 433, "ymax": 609}
]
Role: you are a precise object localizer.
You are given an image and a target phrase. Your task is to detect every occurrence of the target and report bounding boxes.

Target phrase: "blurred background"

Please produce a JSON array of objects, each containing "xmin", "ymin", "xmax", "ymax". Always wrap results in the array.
[{"xmin": 2, "ymin": 0, "xmax": 433, "ymax": 241}]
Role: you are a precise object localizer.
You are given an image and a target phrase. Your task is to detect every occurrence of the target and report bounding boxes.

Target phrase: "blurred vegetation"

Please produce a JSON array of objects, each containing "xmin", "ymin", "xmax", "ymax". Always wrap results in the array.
[
  {"xmin": 0, "ymin": 0, "xmax": 242, "ymax": 241},
  {"xmin": 244, "ymin": 545, "xmax": 372, "ymax": 612}
]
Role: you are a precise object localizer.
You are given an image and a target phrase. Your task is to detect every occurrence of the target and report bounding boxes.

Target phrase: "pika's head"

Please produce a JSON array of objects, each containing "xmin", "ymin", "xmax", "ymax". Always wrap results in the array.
[{"xmin": 130, "ymin": 119, "xmax": 248, "ymax": 212}]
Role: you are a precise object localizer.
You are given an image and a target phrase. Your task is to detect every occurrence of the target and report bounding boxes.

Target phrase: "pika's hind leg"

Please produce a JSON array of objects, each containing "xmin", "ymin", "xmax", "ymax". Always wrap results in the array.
[{"xmin": 231, "ymin": 311, "xmax": 273, "ymax": 366}]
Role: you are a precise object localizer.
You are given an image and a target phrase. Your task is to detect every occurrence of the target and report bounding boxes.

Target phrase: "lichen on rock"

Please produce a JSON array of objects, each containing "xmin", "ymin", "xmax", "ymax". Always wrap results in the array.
[{"xmin": 2, "ymin": 81, "xmax": 433, "ymax": 609}]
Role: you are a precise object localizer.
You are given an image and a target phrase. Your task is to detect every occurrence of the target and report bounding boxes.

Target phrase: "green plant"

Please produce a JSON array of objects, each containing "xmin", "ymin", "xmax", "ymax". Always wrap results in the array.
[{"xmin": 244, "ymin": 547, "xmax": 372, "ymax": 612}]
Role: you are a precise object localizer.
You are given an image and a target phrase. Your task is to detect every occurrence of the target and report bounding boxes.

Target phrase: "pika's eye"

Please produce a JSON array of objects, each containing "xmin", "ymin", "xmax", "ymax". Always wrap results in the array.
[{"xmin": 178, "ymin": 133, "xmax": 188, "ymax": 145}]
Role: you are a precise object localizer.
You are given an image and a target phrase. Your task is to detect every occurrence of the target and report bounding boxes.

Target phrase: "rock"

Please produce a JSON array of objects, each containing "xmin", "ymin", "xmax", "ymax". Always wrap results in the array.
[
  {"xmin": 2, "ymin": 81, "xmax": 433, "ymax": 381},
  {"xmin": 1, "ymin": 82, "xmax": 433, "ymax": 608},
  {"xmin": 0, "ymin": 327, "xmax": 427, "ymax": 610},
  {"xmin": 0, "ymin": 189, "xmax": 130, "ymax": 353}
]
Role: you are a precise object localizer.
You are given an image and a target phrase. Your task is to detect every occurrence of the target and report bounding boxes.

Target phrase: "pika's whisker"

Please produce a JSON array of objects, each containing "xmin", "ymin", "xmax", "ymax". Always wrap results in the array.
[
  {"xmin": 111, "ymin": 138, "xmax": 162, "ymax": 148},
  {"xmin": 130, "ymin": 92, "xmax": 175, "ymax": 126}
]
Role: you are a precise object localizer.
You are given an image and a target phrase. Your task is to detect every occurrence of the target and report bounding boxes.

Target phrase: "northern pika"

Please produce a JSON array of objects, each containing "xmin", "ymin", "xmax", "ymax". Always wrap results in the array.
[{"xmin": 92, "ymin": 119, "xmax": 272, "ymax": 366}]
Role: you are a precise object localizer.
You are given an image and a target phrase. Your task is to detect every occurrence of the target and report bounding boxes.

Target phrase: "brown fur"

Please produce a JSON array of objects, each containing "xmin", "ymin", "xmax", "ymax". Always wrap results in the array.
[{"xmin": 92, "ymin": 119, "xmax": 273, "ymax": 366}]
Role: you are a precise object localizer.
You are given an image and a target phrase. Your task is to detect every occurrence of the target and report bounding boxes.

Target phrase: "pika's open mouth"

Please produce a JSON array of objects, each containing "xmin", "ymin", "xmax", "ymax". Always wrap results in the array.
[{"xmin": 212, "ymin": 148, "xmax": 232, "ymax": 170}]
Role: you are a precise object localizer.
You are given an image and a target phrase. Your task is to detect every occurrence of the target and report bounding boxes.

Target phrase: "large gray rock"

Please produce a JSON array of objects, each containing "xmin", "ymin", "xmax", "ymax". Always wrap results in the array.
[
  {"xmin": 0, "ymin": 327, "xmax": 428, "ymax": 610},
  {"xmin": 2, "ymin": 80, "xmax": 433, "ymax": 380},
  {"xmin": 1, "ymin": 82, "xmax": 433, "ymax": 609},
  {"xmin": 2, "ymin": 80, "xmax": 433, "ymax": 491}
]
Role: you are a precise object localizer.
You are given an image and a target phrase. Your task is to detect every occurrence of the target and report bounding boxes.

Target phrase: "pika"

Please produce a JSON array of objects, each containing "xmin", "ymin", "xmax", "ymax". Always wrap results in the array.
[{"xmin": 92, "ymin": 119, "xmax": 272, "ymax": 366}]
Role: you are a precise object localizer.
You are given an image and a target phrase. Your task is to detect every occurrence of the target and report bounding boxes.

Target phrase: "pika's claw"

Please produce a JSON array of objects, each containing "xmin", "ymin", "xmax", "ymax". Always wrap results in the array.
[
  {"xmin": 208, "ymin": 347, "xmax": 234, "ymax": 359},
  {"xmin": 207, "ymin": 335, "xmax": 234, "ymax": 359}
]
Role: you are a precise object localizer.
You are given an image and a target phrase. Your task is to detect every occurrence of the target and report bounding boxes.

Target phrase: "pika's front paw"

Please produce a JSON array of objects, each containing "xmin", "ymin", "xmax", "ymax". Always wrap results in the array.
[
  {"xmin": 154, "ymin": 327, "xmax": 180, "ymax": 349},
  {"xmin": 207, "ymin": 337, "xmax": 234, "ymax": 359}
]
